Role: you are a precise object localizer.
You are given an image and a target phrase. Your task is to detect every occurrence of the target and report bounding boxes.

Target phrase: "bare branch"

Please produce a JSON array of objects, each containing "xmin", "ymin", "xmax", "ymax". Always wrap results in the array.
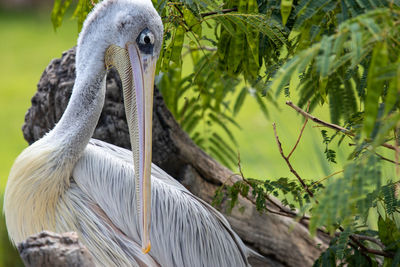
[
  {"xmin": 286, "ymin": 101, "xmax": 351, "ymax": 134},
  {"xmin": 337, "ymin": 227, "xmax": 394, "ymax": 259},
  {"xmin": 374, "ymin": 151, "xmax": 400, "ymax": 165},
  {"xmin": 349, "ymin": 235, "xmax": 394, "ymax": 258},
  {"xmin": 351, "ymin": 234, "xmax": 386, "ymax": 250},
  {"xmin": 288, "ymin": 102, "xmax": 310, "ymax": 159},
  {"xmin": 286, "ymin": 101, "xmax": 397, "ymax": 151}
]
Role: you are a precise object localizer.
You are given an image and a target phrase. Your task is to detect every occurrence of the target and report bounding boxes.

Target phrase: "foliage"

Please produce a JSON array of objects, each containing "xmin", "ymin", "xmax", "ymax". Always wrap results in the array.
[{"xmin": 51, "ymin": 0, "xmax": 400, "ymax": 265}]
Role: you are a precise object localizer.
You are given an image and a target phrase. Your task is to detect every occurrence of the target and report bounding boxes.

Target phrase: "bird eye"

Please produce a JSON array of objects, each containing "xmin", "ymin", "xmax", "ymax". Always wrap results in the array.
[
  {"xmin": 140, "ymin": 32, "xmax": 154, "ymax": 45},
  {"xmin": 137, "ymin": 29, "xmax": 154, "ymax": 54}
]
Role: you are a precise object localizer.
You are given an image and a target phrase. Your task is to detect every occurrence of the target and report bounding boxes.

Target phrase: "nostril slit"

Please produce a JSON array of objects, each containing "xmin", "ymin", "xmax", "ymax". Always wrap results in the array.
[{"xmin": 144, "ymin": 36, "xmax": 150, "ymax": 44}]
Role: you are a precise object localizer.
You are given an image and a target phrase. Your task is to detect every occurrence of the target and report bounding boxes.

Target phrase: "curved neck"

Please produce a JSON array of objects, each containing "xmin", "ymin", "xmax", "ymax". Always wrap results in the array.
[{"xmin": 49, "ymin": 69, "xmax": 107, "ymax": 161}]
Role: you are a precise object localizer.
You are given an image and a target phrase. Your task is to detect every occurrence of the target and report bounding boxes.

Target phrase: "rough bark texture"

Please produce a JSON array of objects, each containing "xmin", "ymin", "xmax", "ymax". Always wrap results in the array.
[
  {"xmin": 18, "ymin": 231, "xmax": 95, "ymax": 267},
  {"xmin": 21, "ymin": 47, "xmax": 329, "ymax": 266}
]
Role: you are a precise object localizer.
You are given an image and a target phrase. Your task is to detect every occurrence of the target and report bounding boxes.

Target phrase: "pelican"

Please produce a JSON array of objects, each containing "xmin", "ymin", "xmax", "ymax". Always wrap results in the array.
[{"xmin": 4, "ymin": 0, "xmax": 255, "ymax": 266}]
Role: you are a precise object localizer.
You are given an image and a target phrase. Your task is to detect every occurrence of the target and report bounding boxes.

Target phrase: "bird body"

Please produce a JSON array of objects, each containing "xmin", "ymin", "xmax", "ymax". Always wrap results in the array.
[{"xmin": 4, "ymin": 0, "xmax": 254, "ymax": 266}]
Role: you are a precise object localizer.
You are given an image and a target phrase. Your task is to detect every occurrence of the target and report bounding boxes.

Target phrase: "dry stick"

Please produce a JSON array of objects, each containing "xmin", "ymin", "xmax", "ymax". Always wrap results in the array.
[
  {"xmin": 285, "ymin": 101, "xmax": 397, "ymax": 151},
  {"xmin": 272, "ymin": 123, "xmax": 318, "ymax": 203}
]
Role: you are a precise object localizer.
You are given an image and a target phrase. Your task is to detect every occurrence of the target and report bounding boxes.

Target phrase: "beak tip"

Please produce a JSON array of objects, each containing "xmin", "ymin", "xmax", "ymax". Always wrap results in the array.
[{"xmin": 142, "ymin": 243, "xmax": 151, "ymax": 254}]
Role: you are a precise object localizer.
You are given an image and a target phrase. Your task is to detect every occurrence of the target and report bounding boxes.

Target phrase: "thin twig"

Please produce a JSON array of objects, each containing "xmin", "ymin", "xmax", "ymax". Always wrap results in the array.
[
  {"xmin": 273, "ymin": 123, "xmax": 318, "ymax": 203},
  {"xmin": 288, "ymin": 101, "xmax": 310, "ymax": 159},
  {"xmin": 286, "ymin": 101, "xmax": 351, "ymax": 134},
  {"xmin": 374, "ymin": 151, "xmax": 400, "ymax": 165},
  {"xmin": 309, "ymin": 170, "xmax": 344, "ymax": 189},
  {"xmin": 201, "ymin": 7, "xmax": 238, "ymax": 18},
  {"xmin": 237, "ymin": 151, "xmax": 245, "ymax": 179},
  {"xmin": 236, "ymin": 153, "xmax": 304, "ymax": 218},
  {"xmin": 286, "ymin": 101, "xmax": 397, "ymax": 151}
]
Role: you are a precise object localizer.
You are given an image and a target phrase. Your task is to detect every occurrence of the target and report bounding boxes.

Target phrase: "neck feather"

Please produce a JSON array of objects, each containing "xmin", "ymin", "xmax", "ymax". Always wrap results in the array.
[
  {"xmin": 3, "ymin": 64, "xmax": 107, "ymax": 244},
  {"xmin": 50, "ymin": 70, "xmax": 107, "ymax": 160}
]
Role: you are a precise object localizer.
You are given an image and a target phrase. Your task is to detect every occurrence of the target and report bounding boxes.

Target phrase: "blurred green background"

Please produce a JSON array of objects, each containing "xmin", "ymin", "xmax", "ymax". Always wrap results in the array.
[{"xmin": 0, "ymin": 1, "xmax": 394, "ymax": 266}]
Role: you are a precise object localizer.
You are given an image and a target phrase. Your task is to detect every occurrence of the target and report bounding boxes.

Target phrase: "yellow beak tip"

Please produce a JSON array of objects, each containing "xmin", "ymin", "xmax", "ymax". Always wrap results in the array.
[{"xmin": 142, "ymin": 243, "xmax": 151, "ymax": 254}]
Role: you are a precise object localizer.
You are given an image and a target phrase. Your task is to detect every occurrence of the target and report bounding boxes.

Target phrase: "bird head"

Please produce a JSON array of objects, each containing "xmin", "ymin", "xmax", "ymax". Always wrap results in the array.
[{"xmin": 77, "ymin": 0, "xmax": 163, "ymax": 254}]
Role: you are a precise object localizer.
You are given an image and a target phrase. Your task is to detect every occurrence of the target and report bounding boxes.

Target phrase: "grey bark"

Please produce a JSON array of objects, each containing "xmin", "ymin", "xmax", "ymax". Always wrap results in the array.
[
  {"xmin": 18, "ymin": 231, "xmax": 95, "ymax": 267},
  {"xmin": 21, "ymin": 47, "xmax": 329, "ymax": 267}
]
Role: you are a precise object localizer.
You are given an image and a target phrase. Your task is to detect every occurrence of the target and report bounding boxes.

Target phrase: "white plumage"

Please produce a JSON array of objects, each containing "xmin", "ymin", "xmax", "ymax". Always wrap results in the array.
[{"xmin": 4, "ymin": 0, "xmax": 254, "ymax": 266}]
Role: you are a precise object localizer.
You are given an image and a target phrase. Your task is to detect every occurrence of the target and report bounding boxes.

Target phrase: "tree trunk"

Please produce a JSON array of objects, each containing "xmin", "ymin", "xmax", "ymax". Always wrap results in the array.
[{"xmin": 21, "ymin": 47, "xmax": 329, "ymax": 266}]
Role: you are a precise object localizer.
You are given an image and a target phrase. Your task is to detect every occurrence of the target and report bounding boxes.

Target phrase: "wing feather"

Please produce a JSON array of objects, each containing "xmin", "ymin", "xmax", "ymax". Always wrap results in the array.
[{"xmin": 70, "ymin": 139, "xmax": 251, "ymax": 266}]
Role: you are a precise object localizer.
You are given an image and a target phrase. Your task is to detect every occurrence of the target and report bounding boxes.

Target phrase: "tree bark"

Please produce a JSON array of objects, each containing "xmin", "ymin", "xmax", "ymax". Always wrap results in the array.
[
  {"xmin": 18, "ymin": 231, "xmax": 94, "ymax": 267},
  {"xmin": 21, "ymin": 47, "xmax": 329, "ymax": 266}
]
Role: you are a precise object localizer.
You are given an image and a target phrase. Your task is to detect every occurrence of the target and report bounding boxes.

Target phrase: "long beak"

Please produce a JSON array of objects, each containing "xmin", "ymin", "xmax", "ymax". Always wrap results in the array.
[
  {"xmin": 105, "ymin": 44, "xmax": 156, "ymax": 254},
  {"xmin": 126, "ymin": 43, "xmax": 155, "ymax": 254}
]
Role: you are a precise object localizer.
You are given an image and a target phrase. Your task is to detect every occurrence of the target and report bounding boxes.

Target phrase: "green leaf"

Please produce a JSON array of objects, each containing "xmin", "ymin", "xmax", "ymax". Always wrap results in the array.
[
  {"xmin": 210, "ymin": 13, "xmax": 289, "ymax": 47},
  {"xmin": 363, "ymin": 41, "xmax": 388, "ymax": 137},
  {"xmin": 227, "ymin": 30, "xmax": 244, "ymax": 73},
  {"xmin": 183, "ymin": 8, "xmax": 202, "ymax": 37},
  {"xmin": 317, "ymin": 36, "xmax": 333, "ymax": 78},
  {"xmin": 171, "ymin": 26, "xmax": 185, "ymax": 66},
  {"xmin": 233, "ymin": 87, "xmax": 248, "ymax": 115},
  {"xmin": 209, "ymin": 113, "xmax": 238, "ymax": 145},
  {"xmin": 72, "ymin": 0, "xmax": 93, "ymax": 32},
  {"xmin": 349, "ymin": 23, "xmax": 362, "ymax": 68},
  {"xmin": 209, "ymin": 146, "xmax": 232, "ymax": 167},
  {"xmin": 382, "ymin": 184, "xmax": 397, "ymax": 215},
  {"xmin": 272, "ymin": 45, "xmax": 319, "ymax": 96},
  {"xmin": 209, "ymin": 137, "xmax": 237, "ymax": 165},
  {"xmin": 280, "ymin": 0, "xmax": 293, "ymax": 26},
  {"xmin": 51, "ymin": 0, "xmax": 73, "ymax": 30},
  {"xmin": 254, "ymin": 93, "xmax": 269, "ymax": 118},
  {"xmin": 238, "ymin": 0, "xmax": 247, "ymax": 13},
  {"xmin": 372, "ymin": 112, "xmax": 400, "ymax": 148},
  {"xmin": 385, "ymin": 62, "xmax": 400, "ymax": 115},
  {"xmin": 247, "ymin": 0, "xmax": 257, "ymax": 13},
  {"xmin": 336, "ymin": 228, "xmax": 351, "ymax": 259},
  {"xmin": 212, "ymin": 133, "xmax": 237, "ymax": 156}
]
